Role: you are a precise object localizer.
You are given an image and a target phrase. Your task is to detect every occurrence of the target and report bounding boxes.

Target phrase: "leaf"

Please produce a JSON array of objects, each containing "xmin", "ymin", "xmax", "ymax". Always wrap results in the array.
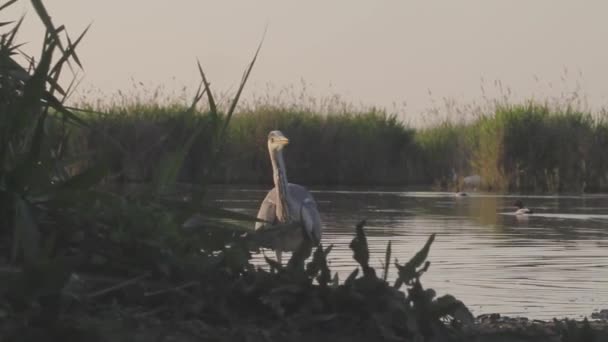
[
  {"xmin": 49, "ymin": 23, "xmax": 90, "ymax": 77},
  {"xmin": 305, "ymin": 243, "xmax": 332, "ymax": 287},
  {"xmin": 196, "ymin": 59, "xmax": 217, "ymax": 115},
  {"xmin": 15, "ymin": 32, "xmax": 55, "ymax": 131},
  {"xmin": 49, "ymin": 24, "xmax": 91, "ymax": 89},
  {"xmin": 382, "ymin": 240, "xmax": 392, "ymax": 282},
  {"xmin": 188, "ymin": 81, "xmax": 206, "ymax": 113},
  {"xmin": 323, "ymin": 244, "xmax": 333, "ymax": 258},
  {"xmin": 316, "ymin": 244, "xmax": 332, "ymax": 287},
  {"xmin": 59, "ymin": 69, "xmax": 82, "ymax": 104},
  {"xmin": 394, "ymin": 234, "xmax": 436, "ymax": 286},
  {"xmin": 219, "ymin": 31, "xmax": 265, "ymax": 141},
  {"xmin": 344, "ymin": 268, "xmax": 359, "ymax": 287},
  {"xmin": 63, "ymin": 25, "xmax": 87, "ymax": 69},
  {"xmin": 286, "ymin": 237, "xmax": 313, "ymax": 271},
  {"xmin": 194, "ymin": 34, "xmax": 264, "ymax": 196},
  {"xmin": 393, "ymin": 274, "xmax": 404, "ymax": 289},
  {"xmin": 0, "ymin": 0, "xmax": 19, "ymax": 12},
  {"xmin": 43, "ymin": 93, "xmax": 90, "ymax": 128},
  {"xmin": 331, "ymin": 272, "xmax": 340, "ymax": 288},
  {"xmin": 3, "ymin": 15, "xmax": 24, "ymax": 54},
  {"xmin": 409, "ymin": 233, "xmax": 435, "ymax": 270},
  {"xmin": 45, "ymin": 68, "xmax": 66, "ymax": 96},
  {"xmin": 349, "ymin": 220, "xmax": 371, "ymax": 273},
  {"xmin": 31, "ymin": 0, "xmax": 68, "ymax": 56}
]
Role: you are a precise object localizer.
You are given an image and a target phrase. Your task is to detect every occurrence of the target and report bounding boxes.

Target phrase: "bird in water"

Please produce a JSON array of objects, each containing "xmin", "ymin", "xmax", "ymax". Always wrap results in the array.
[
  {"xmin": 454, "ymin": 186, "xmax": 468, "ymax": 197},
  {"xmin": 513, "ymin": 200, "xmax": 533, "ymax": 215},
  {"xmin": 254, "ymin": 130, "xmax": 322, "ymax": 264}
]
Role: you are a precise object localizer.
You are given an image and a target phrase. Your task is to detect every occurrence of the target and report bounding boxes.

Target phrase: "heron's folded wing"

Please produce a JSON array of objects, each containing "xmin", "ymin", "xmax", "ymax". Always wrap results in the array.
[
  {"xmin": 255, "ymin": 191, "xmax": 277, "ymax": 230},
  {"xmin": 301, "ymin": 198, "xmax": 322, "ymax": 244}
]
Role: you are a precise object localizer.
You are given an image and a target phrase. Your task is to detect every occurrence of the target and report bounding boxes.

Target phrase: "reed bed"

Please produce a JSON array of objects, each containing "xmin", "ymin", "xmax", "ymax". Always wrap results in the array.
[{"xmin": 66, "ymin": 99, "xmax": 608, "ymax": 193}]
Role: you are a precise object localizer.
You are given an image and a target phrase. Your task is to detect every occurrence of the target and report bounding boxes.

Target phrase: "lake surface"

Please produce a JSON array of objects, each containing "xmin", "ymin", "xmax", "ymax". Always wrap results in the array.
[{"xmin": 208, "ymin": 186, "xmax": 608, "ymax": 320}]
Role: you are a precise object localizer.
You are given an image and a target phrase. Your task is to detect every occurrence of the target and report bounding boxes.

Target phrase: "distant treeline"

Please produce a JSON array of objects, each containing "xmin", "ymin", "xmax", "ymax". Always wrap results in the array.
[{"xmin": 69, "ymin": 102, "xmax": 608, "ymax": 192}]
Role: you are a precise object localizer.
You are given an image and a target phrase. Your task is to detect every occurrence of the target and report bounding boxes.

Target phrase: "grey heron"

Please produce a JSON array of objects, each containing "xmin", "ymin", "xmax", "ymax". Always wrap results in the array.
[{"xmin": 254, "ymin": 130, "xmax": 322, "ymax": 264}]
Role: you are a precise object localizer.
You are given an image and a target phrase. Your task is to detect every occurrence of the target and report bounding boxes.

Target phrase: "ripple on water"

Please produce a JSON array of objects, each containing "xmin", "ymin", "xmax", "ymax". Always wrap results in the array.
[{"xmin": 208, "ymin": 186, "xmax": 608, "ymax": 320}]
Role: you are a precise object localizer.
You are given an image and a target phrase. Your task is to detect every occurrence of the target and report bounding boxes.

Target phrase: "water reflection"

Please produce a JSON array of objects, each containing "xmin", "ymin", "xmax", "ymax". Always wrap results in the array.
[{"xmin": 207, "ymin": 186, "xmax": 608, "ymax": 320}]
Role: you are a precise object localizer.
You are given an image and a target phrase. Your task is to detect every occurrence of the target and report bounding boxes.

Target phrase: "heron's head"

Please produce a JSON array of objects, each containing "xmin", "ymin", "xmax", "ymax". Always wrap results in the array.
[{"xmin": 267, "ymin": 130, "xmax": 289, "ymax": 151}]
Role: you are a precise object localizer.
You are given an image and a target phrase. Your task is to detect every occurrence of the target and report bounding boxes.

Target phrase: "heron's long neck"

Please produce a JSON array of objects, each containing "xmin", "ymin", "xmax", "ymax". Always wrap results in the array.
[{"xmin": 270, "ymin": 148, "xmax": 291, "ymax": 222}]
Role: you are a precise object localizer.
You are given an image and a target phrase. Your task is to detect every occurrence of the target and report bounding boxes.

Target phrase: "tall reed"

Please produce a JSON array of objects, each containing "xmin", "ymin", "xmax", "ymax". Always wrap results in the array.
[
  {"xmin": 68, "ymin": 99, "xmax": 608, "ymax": 193},
  {"xmin": 470, "ymin": 103, "xmax": 604, "ymax": 192}
]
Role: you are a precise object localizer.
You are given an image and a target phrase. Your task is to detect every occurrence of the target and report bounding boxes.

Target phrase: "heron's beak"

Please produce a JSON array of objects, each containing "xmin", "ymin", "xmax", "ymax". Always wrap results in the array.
[{"xmin": 276, "ymin": 136, "xmax": 289, "ymax": 145}]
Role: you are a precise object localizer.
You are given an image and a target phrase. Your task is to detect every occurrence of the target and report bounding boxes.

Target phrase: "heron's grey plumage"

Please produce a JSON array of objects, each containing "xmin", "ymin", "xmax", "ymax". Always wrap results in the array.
[
  {"xmin": 255, "ymin": 184, "xmax": 322, "ymax": 243},
  {"xmin": 255, "ymin": 130, "xmax": 323, "ymax": 263}
]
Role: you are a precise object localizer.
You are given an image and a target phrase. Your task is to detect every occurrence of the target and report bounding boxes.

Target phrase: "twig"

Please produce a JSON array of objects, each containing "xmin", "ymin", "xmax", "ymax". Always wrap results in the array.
[
  {"xmin": 144, "ymin": 281, "xmax": 199, "ymax": 297},
  {"xmin": 85, "ymin": 272, "xmax": 150, "ymax": 299}
]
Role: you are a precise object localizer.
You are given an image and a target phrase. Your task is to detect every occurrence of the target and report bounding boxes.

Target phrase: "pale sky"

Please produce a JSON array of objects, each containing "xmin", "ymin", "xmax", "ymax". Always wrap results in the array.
[{"xmin": 5, "ymin": 1, "xmax": 608, "ymax": 124}]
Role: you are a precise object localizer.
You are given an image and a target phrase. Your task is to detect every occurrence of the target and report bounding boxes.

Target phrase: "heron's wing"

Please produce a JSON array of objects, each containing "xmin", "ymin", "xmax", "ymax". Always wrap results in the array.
[
  {"xmin": 300, "ymin": 197, "xmax": 322, "ymax": 245},
  {"xmin": 255, "ymin": 189, "xmax": 277, "ymax": 230}
]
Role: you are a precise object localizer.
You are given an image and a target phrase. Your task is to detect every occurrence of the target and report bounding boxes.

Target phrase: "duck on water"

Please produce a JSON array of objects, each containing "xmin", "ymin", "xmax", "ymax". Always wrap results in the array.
[{"xmin": 513, "ymin": 200, "xmax": 533, "ymax": 215}]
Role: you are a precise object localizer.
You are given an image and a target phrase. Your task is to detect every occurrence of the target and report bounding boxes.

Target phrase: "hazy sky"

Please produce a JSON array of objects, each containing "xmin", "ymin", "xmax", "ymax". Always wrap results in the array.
[{"xmin": 6, "ymin": 1, "xmax": 608, "ymax": 124}]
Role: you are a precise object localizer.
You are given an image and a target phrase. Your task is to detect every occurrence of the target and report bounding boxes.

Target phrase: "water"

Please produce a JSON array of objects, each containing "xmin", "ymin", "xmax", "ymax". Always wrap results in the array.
[{"xmin": 207, "ymin": 186, "xmax": 608, "ymax": 320}]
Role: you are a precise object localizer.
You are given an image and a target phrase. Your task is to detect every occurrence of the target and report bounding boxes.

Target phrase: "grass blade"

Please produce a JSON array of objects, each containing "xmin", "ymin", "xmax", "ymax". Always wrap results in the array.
[
  {"xmin": 188, "ymin": 81, "xmax": 206, "ymax": 113},
  {"xmin": 394, "ymin": 233, "xmax": 435, "ymax": 286},
  {"xmin": 18, "ymin": 33, "xmax": 55, "ymax": 120},
  {"xmin": 0, "ymin": 0, "xmax": 18, "ymax": 12},
  {"xmin": 220, "ymin": 30, "xmax": 265, "ymax": 141},
  {"xmin": 382, "ymin": 240, "xmax": 392, "ymax": 281},
  {"xmin": 196, "ymin": 59, "xmax": 217, "ymax": 115},
  {"xmin": 60, "ymin": 70, "xmax": 82, "ymax": 104},
  {"xmin": 43, "ymin": 92, "xmax": 90, "ymax": 128},
  {"xmin": 30, "ymin": 0, "xmax": 67, "ymax": 55},
  {"xmin": 4, "ymin": 15, "xmax": 24, "ymax": 52},
  {"xmin": 64, "ymin": 26, "xmax": 87, "ymax": 69},
  {"xmin": 349, "ymin": 220, "xmax": 370, "ymax": 271},
  {"xmin": 49, "ymin": 23, "xmax": 90, "ymax": 76},
  {"xmin": 408, "ymin": 233, "xmax": 435, "ymax": 269}
]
